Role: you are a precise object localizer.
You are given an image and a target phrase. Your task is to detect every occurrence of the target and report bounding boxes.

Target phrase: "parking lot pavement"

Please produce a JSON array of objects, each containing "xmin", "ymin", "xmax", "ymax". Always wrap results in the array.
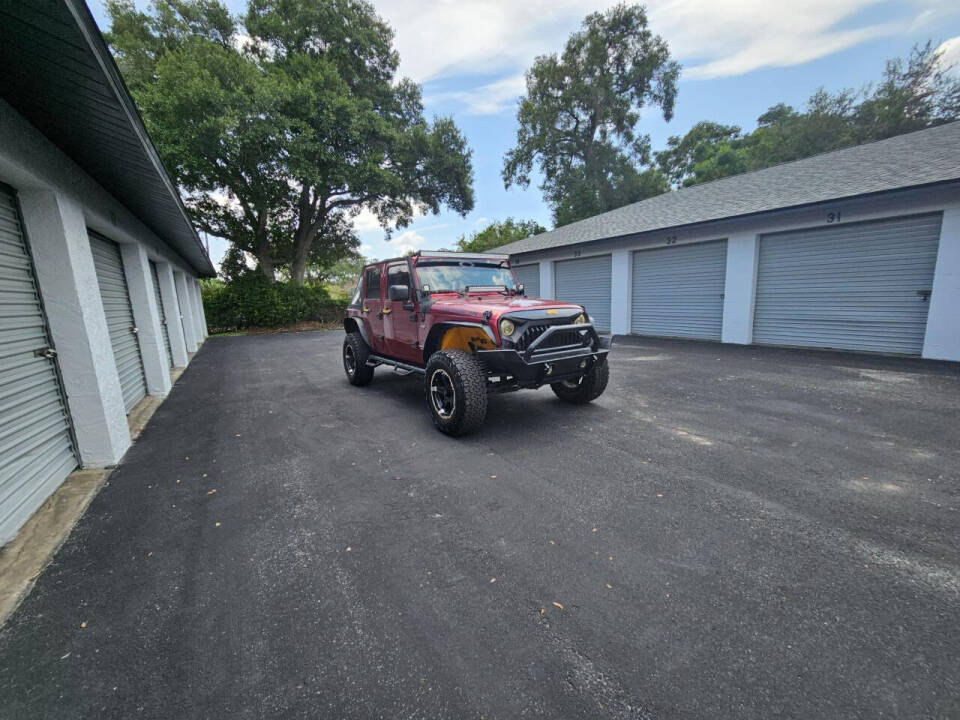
[{"xmin": 1, "ymin": 331, "xmax": 958, "ymax": 719}]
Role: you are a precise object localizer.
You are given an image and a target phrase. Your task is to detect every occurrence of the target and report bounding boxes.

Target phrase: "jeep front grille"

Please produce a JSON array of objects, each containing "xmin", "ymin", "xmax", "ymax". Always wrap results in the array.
[{"xmin": 515, "ymin": 324, "xmax": 583, "ymax": 353}]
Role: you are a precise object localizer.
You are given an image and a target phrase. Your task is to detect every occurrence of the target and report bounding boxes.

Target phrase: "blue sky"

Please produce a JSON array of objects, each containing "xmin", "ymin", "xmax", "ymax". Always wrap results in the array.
[{"xmin": 89, "ymin": 1, "xmax": 960, "ymax": 268}]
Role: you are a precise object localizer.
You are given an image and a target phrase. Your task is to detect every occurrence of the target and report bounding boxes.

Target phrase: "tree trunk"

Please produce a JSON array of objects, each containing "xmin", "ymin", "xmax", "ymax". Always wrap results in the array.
[
  {"xmin": 289, "ymin": 231, "xmax": 311, "ymax": 285},
  {"xmin": 254, "ymin": 209, "xmax": 274, "ymax": 281},
  {"xmin": 289, "ymin": 190, "xmax": 321, "ymax": 286}
]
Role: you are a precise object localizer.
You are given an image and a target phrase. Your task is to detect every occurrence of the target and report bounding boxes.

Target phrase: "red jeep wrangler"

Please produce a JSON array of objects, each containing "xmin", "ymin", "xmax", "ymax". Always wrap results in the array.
[{"xmin": 342, "ymin": 251, "xmax": 611, "ymax": 436}]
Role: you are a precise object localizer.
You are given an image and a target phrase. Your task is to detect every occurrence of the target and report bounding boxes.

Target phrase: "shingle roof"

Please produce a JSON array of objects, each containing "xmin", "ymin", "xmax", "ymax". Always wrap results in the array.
[
  {"xmin": 0, "ymin": 0, "xmax": 215, "ymax": 276},
  {"xmin": 499, "ymin": 121, "xmax": 960, "ymax": 256}
]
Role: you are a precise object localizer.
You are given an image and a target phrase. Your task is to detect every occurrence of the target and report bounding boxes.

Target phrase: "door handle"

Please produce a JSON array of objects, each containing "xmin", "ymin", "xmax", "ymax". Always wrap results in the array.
[
  {"xmin": 130, "ymin": 326, "xmax": 139, "ymax": 334},
  {"xmin": 34, "ymin": 347, "xmax": 57, "ymax": 360},
  {"xmin": 917, "ymin": 290, "xmax": 931, "ymax": 303}
]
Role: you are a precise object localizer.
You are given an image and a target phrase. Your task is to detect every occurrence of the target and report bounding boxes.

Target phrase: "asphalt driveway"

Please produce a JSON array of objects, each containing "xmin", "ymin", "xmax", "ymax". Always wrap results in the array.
[{"xmin": 1, "ymin": 331, "xmax": 958, "ymax": 719}]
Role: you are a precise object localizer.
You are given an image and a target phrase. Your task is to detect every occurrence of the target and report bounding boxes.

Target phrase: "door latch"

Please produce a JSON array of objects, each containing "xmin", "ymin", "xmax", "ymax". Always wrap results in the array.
[
  {"xmin": 917, "ymin": 290, "xmax": 931, "ymax": 303},
  {"xmin": 130, "ymin": 326, "xmax": 139, "ymax": 334},
  {"xmin": 34, "ymin": 347, "xmax": 57, "ymax": 360}
]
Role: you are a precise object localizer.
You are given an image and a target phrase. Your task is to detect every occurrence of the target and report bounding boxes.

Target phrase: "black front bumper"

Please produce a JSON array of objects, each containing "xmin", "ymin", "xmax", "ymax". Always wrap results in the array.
[{"xmin": 476, "ymin": 323, "xmax": 611, "ymax": 388}]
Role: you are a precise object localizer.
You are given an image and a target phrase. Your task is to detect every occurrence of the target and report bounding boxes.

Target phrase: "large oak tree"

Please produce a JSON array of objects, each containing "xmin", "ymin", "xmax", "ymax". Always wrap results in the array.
[
  {"xmin": 106, "ymin": 0, "xmax": 474, "ymax": 283},
  {"xmin": 502, "ymin": 3, "xmax": 678, "ymax": 227}
]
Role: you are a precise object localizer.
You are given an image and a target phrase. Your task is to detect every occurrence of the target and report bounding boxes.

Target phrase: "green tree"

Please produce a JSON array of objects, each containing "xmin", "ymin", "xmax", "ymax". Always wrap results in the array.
[
  {"xmin": 502, "ymin": 3, "xmax": 678, "ymax": 227},
  {"xmin": 456, "ymin": 218, "xmax": 547, "ymax": 253},
  {"xmin": 106, "ymin": 0, "xmax": 474, "ymax": 284},
  {"xmin": 655, "ymin": 121, "xmax": 741, "ymax": 187},
  {"xmin": 658, "ymin": 42, "xmax": 960, "ymax": 188}
]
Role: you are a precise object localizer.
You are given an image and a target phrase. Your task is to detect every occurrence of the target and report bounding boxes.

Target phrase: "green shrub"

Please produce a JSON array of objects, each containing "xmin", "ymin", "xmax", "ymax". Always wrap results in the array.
[{"xmin": 201, "ymin": 275, "xmax": 348, "ymax": 333}]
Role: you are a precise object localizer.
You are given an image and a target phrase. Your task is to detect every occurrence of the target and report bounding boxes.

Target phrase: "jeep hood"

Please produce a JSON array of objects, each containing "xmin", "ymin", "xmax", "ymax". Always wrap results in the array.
[{"xmin": 427, "ymin": 293, "xmax": 583, "ymax": 321}]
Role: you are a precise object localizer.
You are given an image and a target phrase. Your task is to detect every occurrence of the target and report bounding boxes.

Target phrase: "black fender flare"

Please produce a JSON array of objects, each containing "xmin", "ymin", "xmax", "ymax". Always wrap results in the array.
[{"xmin": 343, "ymin": 316, "xmax": 371, "ymax": 347}]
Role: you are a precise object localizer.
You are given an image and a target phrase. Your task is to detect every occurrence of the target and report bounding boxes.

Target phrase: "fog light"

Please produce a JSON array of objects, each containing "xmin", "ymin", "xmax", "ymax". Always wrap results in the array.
[
  {"xmin": 544, "ymin": 363, "xmax": 553, "ymax": 376},
  {"xmin": 579, "ymin": 359, "xmax": 588, "ymax": 369}
]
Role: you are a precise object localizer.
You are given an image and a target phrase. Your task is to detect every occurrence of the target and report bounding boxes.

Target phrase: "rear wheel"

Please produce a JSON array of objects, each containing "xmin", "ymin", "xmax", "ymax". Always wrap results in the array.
[
  {"xmin": 424, "ymin": 350, "xmax": 487, "ymax": 436},
  {"xmin": 551, "ymin": 356, "xmax": 609, "ymax": 404},
  {"xmin": 343, "ymin": 332, "xmax": 374, "ymax": 386}
]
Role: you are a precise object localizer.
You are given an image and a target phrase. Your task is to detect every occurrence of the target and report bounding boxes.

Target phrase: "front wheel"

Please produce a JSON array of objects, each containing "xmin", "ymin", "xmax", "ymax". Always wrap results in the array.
[
  {"xmin": 551, "ymin": 356, "xmax": 609, "ymax": 404},
  {"xmin": 343, "ymin": 332, "xmax": 374, "ymax": 386},
  {"xmin": 424, "ymin": 350, "xmax": 488, "ymax": 436}
]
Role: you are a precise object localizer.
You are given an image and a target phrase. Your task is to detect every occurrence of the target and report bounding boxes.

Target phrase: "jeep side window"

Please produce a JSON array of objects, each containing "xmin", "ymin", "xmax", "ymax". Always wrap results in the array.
[
  {"xmin": 350, "ymin": 275, "xmax": 362, "ymax": 305},
  {"xmin": 364, "ymin": 267, "xmax": 381, "ymax": 300},
  {"xmin": 387, "ymin": 263, "xmax": 410, "ymax": 289}
]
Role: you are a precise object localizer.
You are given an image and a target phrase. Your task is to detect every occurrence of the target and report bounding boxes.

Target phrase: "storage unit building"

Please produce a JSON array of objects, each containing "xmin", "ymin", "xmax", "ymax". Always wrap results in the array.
[
  {"xmin": 498, "ymin": 122, "xmax": 960, "ymax": 362},
  {"xmin": 0, "ymin": 0, "xmax": 215, "ymax": 544}
]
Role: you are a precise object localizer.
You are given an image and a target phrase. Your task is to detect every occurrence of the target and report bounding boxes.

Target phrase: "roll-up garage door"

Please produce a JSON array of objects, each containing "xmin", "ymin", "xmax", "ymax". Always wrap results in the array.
[
  {"xmin": 512, "ymin": 264, "xmax": 540, "ymax": 298},
  {"xmin": 754, "ymin": 214, "xmax": 941, "ymax": 355},
  {"xmin": 0, "ymin": 186, "xmax": 78, "ymax": 543},
  {"xmin": 149, "ymin": 261, "xmax": 173, "ymax": 368},
  {"xmin": 631, "ymin": 240, "xmax": 727, "ymax": 340},
  {"xmin": 89, "ymin": 232, "xmax": 147, "ymax": 411},
  {"xmin": 555, "ymin": 255, "xmax": 612, "ymax": 331}
]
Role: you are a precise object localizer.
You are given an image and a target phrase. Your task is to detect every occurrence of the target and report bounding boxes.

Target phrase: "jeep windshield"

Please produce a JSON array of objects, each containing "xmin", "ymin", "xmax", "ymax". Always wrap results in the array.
[{"xmin": 415, "ymin": 260, "xmax": 516, "ymax": 294}]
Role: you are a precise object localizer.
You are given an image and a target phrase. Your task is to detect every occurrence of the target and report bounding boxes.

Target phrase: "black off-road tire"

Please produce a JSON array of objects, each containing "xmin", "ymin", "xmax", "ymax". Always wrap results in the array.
[
  {"xmin": 343, "ymin": 332, "xmax": 374, "ymax": 386},
  {"xmin": 551, "ymin": 356, "xmax": 609, "ymax": 404},
  {"xmin": 424, "ymin": 350, "xmax": 488, "ymax": 436}
]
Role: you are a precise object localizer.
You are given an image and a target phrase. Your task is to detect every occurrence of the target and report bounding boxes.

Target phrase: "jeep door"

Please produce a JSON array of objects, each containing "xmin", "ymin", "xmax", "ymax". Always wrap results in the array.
[
  {"xmin": 383, "ymin": 261, "xmax": 420, "ymax": 363},
  {"xmin": 362, "ymin": 264, "xmax": 385, "ymax": 352}
]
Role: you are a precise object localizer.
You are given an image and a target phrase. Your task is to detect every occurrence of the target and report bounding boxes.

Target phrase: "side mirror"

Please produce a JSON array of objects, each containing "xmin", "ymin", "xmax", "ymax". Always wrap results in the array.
[
  {"xmin": 388, "ymin": 284, "xmax": 410, "ymax": 302},
  {"xmin": 517, "ymin": 284, "xmax": 525, "ymax": 296}
]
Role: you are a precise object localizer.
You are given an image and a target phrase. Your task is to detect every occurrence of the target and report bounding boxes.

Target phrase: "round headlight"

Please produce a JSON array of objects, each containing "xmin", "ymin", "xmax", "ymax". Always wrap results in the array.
[
  {"xmin": 575, "ymin": 313, "xmax": 587, "ymax": 325},
  {"xmin": 500, "ymin": 318, "xmax": 516, "ymax": 337}
]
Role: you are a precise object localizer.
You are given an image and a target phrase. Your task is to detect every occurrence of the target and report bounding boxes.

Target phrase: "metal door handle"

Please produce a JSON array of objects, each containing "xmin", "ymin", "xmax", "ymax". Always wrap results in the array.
[{"xmin": 34, "ymin": 347, "xmax": 57, "ymax": 360}]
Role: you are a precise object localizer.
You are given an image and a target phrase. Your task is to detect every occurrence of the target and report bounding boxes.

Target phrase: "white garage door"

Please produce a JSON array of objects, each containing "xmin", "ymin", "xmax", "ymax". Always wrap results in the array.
[
  {"xmin": 149, "ymin": 261, "xmax": 173, "ymax": 368},
  {"xmin": 631, "ymin": 240, "xmax": 727, "ymax": 340},
  {"xmin": 554, "ymin": 255, "xmax": 612, "ymax": 331},
  {"xmin": 754, "ymin": 214, "xmax": 941, "ymax": 355},
  {"xmin": 0, "ymin": 186, "xmax": 78, "ymax": 543},
  {"xmin": 89, "ymin": 232, "xmax": 147, "ymax": 412},
  {"xmin": 512, "ymin": 263, "xmax": 540, "ymax": 298}
]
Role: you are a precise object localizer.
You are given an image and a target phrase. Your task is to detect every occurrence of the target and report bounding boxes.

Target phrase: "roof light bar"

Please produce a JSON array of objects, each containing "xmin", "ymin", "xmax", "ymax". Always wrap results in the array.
[{"xmin": 415, "ymin": 250, "xmax": 510, "ymax": 260}]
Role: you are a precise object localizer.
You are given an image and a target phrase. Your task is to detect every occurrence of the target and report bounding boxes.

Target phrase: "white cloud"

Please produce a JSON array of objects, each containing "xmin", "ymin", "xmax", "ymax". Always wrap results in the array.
[
  {"xmin": 350, "ymin": 204, "xmax": 426, "ymax": 233},
  {"xmin": 669, "ymin": 2, "xmax": 899, "ymax": 80},
  {"xmin": 392, "ymin": 229, "xmax": 427, "ymax": 256},
  {"xmin": 935, "ymin": 36, "xmax": 960, "ymax": 76},
  {"xmin": 427, "ymin": 74, "xmax": 526, "ymax": 115},
  {"xmin": 370, "ymin": 0, "xmax": 958, "ymax": 114}
]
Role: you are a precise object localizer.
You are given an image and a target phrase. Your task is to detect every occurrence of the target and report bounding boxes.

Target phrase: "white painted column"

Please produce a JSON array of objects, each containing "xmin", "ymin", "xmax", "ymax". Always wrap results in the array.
[
  {"xmin": 190, "ymin": 279, "xmax": 207, "ymax": 340},
  {"xmin": 156, "ymin": 262, "xmax": 188, "ymax": 367},
  {"xmin": 174, "ymin": 271, "xmax": 199, "ymax": 353},
  {"xmin": 119, "ymin": 243, "xmax": 171, "ymax": 395},
  {"xmin": 610, "ymin": 249, "xmax": 631, "ymax": 335},
  {"xmin": 721, "ymin": 233, "xmax": 761, "ymax": 345},
  {"xmin": 539, "ymin": 260, "xmax": 555, "ymax": 300},
  {"xmin": 193, "ymin": 279, "xmax": 209, "ymax": 337},
  {"xmin": 18, "ymin": 191, "xmax": 130, "ymax": 466},
  {"xmin": 923, "ymin": 206, "xmax": 960, "ymax": 361}
]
